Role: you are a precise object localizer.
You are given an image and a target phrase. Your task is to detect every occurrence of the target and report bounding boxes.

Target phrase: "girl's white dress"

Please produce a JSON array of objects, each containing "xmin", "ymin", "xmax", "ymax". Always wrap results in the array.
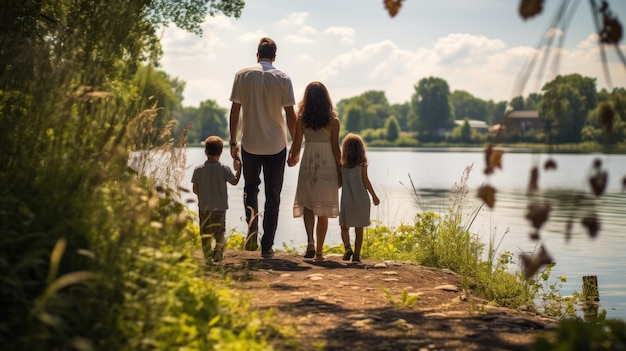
[
  {"xmin": 339, "ymin": 165, "xmax": 371, "ymax": 227},
  {"xmin": 293, "ymin": 128, "xmax": 339, "ymax": 217}
]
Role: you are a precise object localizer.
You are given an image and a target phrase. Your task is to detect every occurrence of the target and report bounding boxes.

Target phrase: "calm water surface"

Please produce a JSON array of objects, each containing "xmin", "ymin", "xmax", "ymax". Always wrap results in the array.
[{"xmin": 182, "ymin": 147, "xmax": 626, "ymax": 319}]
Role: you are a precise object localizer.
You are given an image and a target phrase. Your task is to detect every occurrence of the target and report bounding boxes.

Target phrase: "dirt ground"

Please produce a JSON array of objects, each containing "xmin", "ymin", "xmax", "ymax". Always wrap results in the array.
[{"xmin": 204, "ymin": 250, "xmax": 558, "ymax": 351}]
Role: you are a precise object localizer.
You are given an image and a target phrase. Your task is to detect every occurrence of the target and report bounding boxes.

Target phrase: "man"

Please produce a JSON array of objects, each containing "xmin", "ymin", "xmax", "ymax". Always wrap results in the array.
[{"xmin": 229, "ymin": 37, "xmax": 297, "ymax": 258}]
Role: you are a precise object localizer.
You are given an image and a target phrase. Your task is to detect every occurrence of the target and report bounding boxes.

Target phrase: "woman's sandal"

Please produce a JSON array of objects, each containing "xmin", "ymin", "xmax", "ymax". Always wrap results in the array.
[{"xmin": 304, "ymin": 244, "xmax": 315, "ymax": 259}]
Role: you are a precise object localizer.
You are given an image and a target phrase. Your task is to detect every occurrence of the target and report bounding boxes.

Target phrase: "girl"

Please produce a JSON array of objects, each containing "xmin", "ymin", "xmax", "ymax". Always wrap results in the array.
[
  {"xmin": 339, "ymin": 133, "xmax": 380, "ymax": 263},
  {"xmin": 287, "ymin": 81, "xmax": 341, "ymax": 261}
]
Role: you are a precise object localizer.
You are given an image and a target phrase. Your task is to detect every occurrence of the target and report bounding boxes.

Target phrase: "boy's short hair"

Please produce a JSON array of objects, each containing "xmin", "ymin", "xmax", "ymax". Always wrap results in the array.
[
  {"xmin": 258, "ymin": 37, "xmax": 277, "ymax": 60},
  {"xmin": 204, "ymin": 136, "xmax": 224, "ymax": 156}
]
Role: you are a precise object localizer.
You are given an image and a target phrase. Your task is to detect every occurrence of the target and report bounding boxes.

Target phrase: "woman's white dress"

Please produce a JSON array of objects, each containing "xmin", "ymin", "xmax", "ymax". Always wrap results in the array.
[{"xmin": 293, "ymin": 128, "xmax": 339, "ymax": 217}]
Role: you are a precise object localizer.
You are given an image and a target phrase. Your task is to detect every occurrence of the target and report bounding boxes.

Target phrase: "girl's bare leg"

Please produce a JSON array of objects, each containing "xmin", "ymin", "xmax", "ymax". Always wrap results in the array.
[
  {"xmin": 354, "ymin": 227, "xmax": 364, "ymax": 253},
  {"xmin": 340, "ymin": 226, "xmax": 353, "ymax": 260},
  {"xmin": 353, "ymin": 227, "xmax": 364, "ymax": 261}
]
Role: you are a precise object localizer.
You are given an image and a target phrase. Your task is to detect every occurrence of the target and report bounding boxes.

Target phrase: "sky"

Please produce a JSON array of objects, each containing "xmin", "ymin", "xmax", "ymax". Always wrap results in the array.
[{"xmin": 159, "ymin": 0, "xmax": 626, "ymax": 109}]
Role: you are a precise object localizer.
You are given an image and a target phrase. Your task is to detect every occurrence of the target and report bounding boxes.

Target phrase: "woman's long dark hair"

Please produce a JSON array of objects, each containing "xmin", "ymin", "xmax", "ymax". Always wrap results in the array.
[{"xmin": 297, "ymin": 81, "xmax": 336, "ymax": 130}]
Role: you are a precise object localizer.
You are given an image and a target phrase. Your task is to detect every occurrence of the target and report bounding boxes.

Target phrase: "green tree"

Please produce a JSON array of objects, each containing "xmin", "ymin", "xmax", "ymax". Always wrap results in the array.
[
  {"xmin": 582, "ymin": 88, "xmax": 626, "ymax": 144},
  {"xmin": 410, "ymin": 77, "xmax": 453, "ymax": 140},
  {"xmin": 539, "ymin": 74, "xmax": 597, "ymax": 143},
  {"xmin": 184, "ymin": 99, "xmax": 228, "ymax": 143},
  {"xmin": 450, "ymin": 90, "xmax": 488, "ymax": 122},
  {"xmin": 385, "ymin": 116, "xmax": 400, "ymax": 141},
  {"xmin": 362, "ymin": 91, "xmax": 391, "ymax": 129},
  {"xmin": 344, "ymin": 104, "xmax": 364, "ymax": 133},
  {"xmin": 525, "ymin": 92, "xmax": 542, "ymax": 110},
  {"xmin": 391, "ymin": 102, "xmax": 410, "ymax": 131},
  {"xmin": 509, "ymin": 96, "xmax": 526, "ymax": 110},
  {"xmin": 337, "ymin": 90, "xmax": 392, "ymax": 131},
  {"xmin": 486, "ymin": 100, "xmax": 508, "ymax": 125},
  {"xmin": 460, "ymin": 118, "xmax": 473, "ymax": 143},
  {"xmin": 134, "ymin": 65, "xmax": 186, "ymax": 131}
]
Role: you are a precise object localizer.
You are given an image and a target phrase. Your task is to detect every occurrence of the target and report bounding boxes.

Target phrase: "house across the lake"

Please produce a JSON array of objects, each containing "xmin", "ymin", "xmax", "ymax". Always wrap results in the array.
[
  {"xmin": 454, "ymin": 119, "xmax": 489, "ymax": 133},
  {"xmin": 503, "ymin": 110, "xmax": 542, "ymax": 134}
]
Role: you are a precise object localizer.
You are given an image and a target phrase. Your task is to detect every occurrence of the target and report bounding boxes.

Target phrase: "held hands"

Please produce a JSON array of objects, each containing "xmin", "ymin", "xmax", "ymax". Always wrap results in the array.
[
  {"xmin": 230, "ymin": 144, "xmax": 240, "ymax": 160},
  {"xmin": 287, "ymin": 152, "xmax": 299, "ymax": 167},
  {"xmin": 372, "ymin": 194, "xmax": 380, "ymax": 206},
  {"xmin": 233, "ymin": 157, "xmax": 242, "ymax": 172}
]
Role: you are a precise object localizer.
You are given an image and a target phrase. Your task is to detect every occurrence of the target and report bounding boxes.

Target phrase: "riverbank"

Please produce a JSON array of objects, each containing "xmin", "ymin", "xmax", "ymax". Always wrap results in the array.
[{"xmin": 203, "ymin": 249, "xmax": 559, "ymax": 351}]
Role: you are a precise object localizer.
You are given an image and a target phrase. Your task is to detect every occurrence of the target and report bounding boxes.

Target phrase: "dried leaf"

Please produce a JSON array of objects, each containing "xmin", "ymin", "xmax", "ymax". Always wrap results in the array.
[
  {"xmin": 600, "ymin": 15, "xmax": 623, "ymax": 44},
  {"xmin": 477, "ymin": 185, "xmax": 496, "ymax": 209},
  {"xmin": 520, "ymin": 245, "xmax": 553, "ymax": 280},
  {"xmin": 589, "ymin": 170, "xmax": 608, "ymax": 197},
  {"xmin": 484, "ymin": 144, "xmax": 493, "ymax": 175},
  {"xmin": 384, "ymin": 0, "xmax": 403, "ymax": 17},
  {"xmin": 544, "ymin": 158, "xmax": 557, "ymax": 171},
  {"xmin": 528, "ymin": 166, "xmax": 539, "ymax": 191},
  {"xmin": 525, "ymin": 202, "xmax": 551, "ymax": 230},
  {"xmin": 491, "ymin": 149, "xmax": 503, "ymax": 170},
  {"xmin": 529, "ymin": 231, "xmax": 541, "ymax": 241},
  {"xmin": 581, "ymin": 215, "xmax": 601, "ymax": 238},
  {"xmin": 519, "ymin": 0, "xmax": 544, "ymax": 20},
  {"xmin": 484, "ymin": 145, "xmax": 503, "ymax": 175}
]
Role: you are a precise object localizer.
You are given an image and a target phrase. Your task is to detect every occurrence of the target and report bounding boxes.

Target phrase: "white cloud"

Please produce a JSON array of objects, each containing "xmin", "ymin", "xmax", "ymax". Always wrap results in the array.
[
  {"xmin": 284, "ymin": 25, "xmax": 317, "ymax": 44},
  {"xmin": 324, "ymin": 26, "xmax": 355, "ymax": 45},
  {"xmin": 433, "ymin": 33, "xmax": 506, "ymax": 65},
  {"xmin": 284, "ymin": 34, "xmax": 316, "ymax": 44},
  {"xmin": 158, "ymin": 2, "xmax": 626, "ymax": 108},
  {"xmin": 240, "ymin": 30, "xmax": 268, "ymax": 43},
  {"xmin": 299, "ymin": 25, "xmax": 317, "ymax": 36},
  {"xmin": 279, "ymin": 12, "xmax": 309, "ymax": 25},
  {"xmin": 544, "ymin": 28, "xmax": 565, "ymax": 40},
  {"xmin": 577, "ymin": 33, "xmax": 599, "ymax": 50}
]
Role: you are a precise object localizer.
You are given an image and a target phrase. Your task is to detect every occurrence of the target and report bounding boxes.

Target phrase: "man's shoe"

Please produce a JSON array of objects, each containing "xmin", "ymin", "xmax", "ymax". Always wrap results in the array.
[
  {"xmin": 244, "ymin": 232, "xmax": 258, "ymax": 251},
  {"xmin": 212, "ymin": 247, "xmax": 224, "ymax": 263},
  {"xmin": 261, "ymin": 249, "xmax": 275, "ymax": 259}
]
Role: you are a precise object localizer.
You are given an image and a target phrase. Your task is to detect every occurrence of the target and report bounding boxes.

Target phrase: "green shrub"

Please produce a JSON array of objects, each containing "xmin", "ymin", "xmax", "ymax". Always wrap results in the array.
[
  {"xmin": 354, "ymin": 164, "xmax": 572, "ymax": 311},
  {"xmin": 535, "ymin": 313, "xmax": 626, "ymax": 350}
]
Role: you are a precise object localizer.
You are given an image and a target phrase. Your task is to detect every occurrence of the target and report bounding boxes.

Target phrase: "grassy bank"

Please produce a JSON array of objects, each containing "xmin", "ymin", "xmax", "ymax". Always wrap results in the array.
[{"xmin": 0, "ymin": 82, "xmax": 296, "ymax": 350}]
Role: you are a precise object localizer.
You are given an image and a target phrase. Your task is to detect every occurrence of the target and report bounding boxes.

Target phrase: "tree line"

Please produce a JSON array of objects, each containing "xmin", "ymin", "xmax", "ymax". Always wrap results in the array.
[{"xmin": 171, "ymin": 72, "xmax": 625, "ymax": 148}]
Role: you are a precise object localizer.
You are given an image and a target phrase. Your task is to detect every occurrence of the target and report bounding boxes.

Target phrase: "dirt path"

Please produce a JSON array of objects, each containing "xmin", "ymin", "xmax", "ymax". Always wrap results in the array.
[{"xmin": 206, "ymin": 250, "xmax": 557, "ymax": 351}]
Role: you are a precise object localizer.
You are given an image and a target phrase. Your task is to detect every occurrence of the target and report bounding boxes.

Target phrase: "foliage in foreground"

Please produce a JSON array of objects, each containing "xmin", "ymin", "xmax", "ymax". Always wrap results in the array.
[
  {"xmin": 0, "ymin": 100, "xmax": 289, "ymax": 350},
  {"xmin": 535, "ymin": 313, "xmax": 626, "ymax": 351},
  {"xmin": 0, "ymin": 1, "xmax": 296, "ymax": 350}
]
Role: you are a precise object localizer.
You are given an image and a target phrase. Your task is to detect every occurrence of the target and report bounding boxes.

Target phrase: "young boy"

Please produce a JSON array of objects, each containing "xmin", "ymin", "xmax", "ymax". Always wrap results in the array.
[{"xmin": 192, "ymin": 136, "xmax": 241, "ymax": 264}]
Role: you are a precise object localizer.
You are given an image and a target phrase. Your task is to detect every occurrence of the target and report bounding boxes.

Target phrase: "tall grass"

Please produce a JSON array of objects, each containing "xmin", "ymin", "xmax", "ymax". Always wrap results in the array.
[
  {"xmin": 362, "ymin": 164, "xmax": 555, "ymax": 310},
  {"xmin": 0, "ymin": 61, "xmax": 290, "ymax": 351}
]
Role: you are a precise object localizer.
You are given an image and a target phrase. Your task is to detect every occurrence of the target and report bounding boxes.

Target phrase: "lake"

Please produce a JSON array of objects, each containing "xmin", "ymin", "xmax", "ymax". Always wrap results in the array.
[{"xmin": 182, "ymin": 146, "xmax": 626, "ymax": 319}]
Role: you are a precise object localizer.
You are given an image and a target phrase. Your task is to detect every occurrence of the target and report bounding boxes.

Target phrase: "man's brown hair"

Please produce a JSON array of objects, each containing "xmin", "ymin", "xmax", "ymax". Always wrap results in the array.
[{"xmin": 258, "ymin": 37, "xmax": 277, "ymax": 60}]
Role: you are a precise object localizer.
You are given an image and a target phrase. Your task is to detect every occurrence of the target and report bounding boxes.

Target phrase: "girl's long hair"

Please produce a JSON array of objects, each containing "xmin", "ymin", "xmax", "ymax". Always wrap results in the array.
[
  {"xmin": 341, "ymin": 133, "xmax": 368, "ymax": 168},
  {"xmin": 297, "ymin": 81, "xmax": 336, "ymax": 130}
]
